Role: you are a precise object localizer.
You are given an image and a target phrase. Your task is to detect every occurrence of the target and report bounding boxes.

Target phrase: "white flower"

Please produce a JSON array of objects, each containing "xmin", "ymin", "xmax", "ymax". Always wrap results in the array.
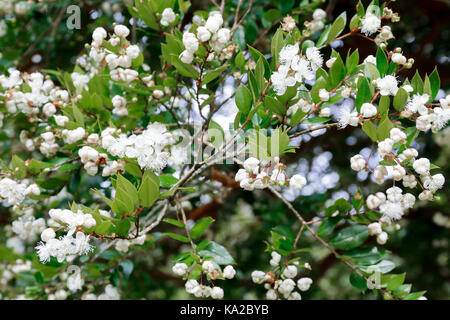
[
  {"xmin": 313, "ymin": 9, "xmax": 327, "ymax": 21},
  {"xmin": 366, "ymin": 195, "xmax": 381, "ymax": 210},
  {"xmin": 223, "ymin": 265, "xmax": 236, "ymax": 279},
  {"xmin": 185, "ymin": 280, "xmax": 199, "ymax": 293},
  {"xmin": 251, "ymin": 270, "xmax": 266, "ymax": 284},
  {"xmin": 243, "ymin": 157, "xmax": 260, "ymax": 174},
  {"xmin": 402, "ymin": 193, "xmax": 416, "ymax": 209},
  {"xmin": 67, "ymin": 272, "xmax": 84, "ymax": 292},
  {"xmin": 41, "ymin": 228, "xmax": 56, "ymax": 242},
  {"xmin": 115, "ymin": 239, "xmax": 130, "ymax": 253},
  {"xmin": 92, "ymin": 27, "xmax": 107, "ymax": 45},
  {"xmin": 202, "ymin": 260, "xmax": 216, "ymax": 273},
  {"xmin": 386, "ymin": 186, "xmax": 403, "ymax": 202},
  {"xmin": 278, "ymin": 279, "xmax": 296, "ymax": 297},
  {"xmin": 377, "ymin": 75, "xmax": 398, "ymax": 96},
  {"xmin": 270, "ymin": 251, "xmax": 281, "ymax": 266},
  {"xmin": 290, "ymin": 174, "xmax": 307, "ymax": 190},
  {"xmin": 172, "ymin": 263, "xmax": 188, "ymax": 276},
  {"xmin": 368, "ymin": 222, "xmax": 382, "ymax": 236},
  {"xmin": 43, "ymin": 103, "xmax": 56, "ymax": 117},
  {"xmin": 350, "ymin": 154, "xmax": 366, "ymax": 171},
  {"xmin": 183, "ymin": 32, "xmax": 199, "ymax": 53},
  {"xmin": 266, "ymin": 289, "xmax": 277, "ymax": 300},
  {"xmin": 319, "ymin": 107, "xmax": 331, "ymax": 117},
  {"xmin": 287, "ymin": 292, "xmax": 301, "ymax": 300},
  {"xmin": 379, "ymin": 26, "xmax": 394, "ymax": 40},
  {"xmin": 179, "ymin": 50, "xmax": 194, "ymax": 64},
  {"xmin": 423, "ymin": 173, "xmax": 445, "ymax": 192},
  {"xmin": 160, "ymin": 8, "xmax": 176, "ymax": 26},
  {"xmin": 305, "ymin": 47, "xmax": 323, "ymax": 70},
  {"xmin": 318, "ymin": 89, "xmax": 330, "ymax": 101},
  {"xmin": 377, "ymin": 138, "xmax": 394, "ymax": 157},
  {"xmin": 360, "ymin": 103, "xmax": 377, "ymax": 118},
  {"xmin": 377, "ymin": 231, "xmax": 388, "ymax": 245},
  {"xmin": 390, "ymin": 128, "xmax": 406, "ymax": 143},
  {"xmin": 54, "ymin": 115, "xmax": 69, "ymax": 127},
  {"xmin": 419, "ymin": 190, "xmax": 433, "ymax": 201},
  {"xmin": 205, "ymin": 12, "xmax": 223, "ymax": 33},
  {"xmin": 279, "ymin": 44, "xmax": 299, "ymax": 65},
  {"xmin": 297, "ymin": 277, "xmax": 313, "ymax": 291},
  {"xmin": 402, "ymin": 174, "xmax": 417, "ymax": 188},
  {"xmin": 361, "ymin": 13, "xmax": 381, "ymax": 36},
  {"xmin": 412, "ymin": 158, "xmax": 430, "ymax": 175},
  {"xmin": 392, "ymin": 165, "xmax": 406, "ymax": 181},
  {"xmin": 283, "ymin": 265, "xmax": 297, "ymax": 279},
  {"xmin": 25, "ymin": 183, "xmax": 40, "ymax": 196},
  {"xmin": 197, "ymin": 26, "xmax": 211, "ymax": 42},
  {"xmin": 114, "ymin": 24, "xmax": 130, "ymax": 38},
  {"xmin": 364, "ymin": 55, "xmax": 377, "ymax": 65},
  {"xmin": 337, "ymin": 108, "xmax": 359, "ymax": 128},
  {"xmin": 391, "ymin": 53, "xmax": 406, "ymax": 65},
  {"xmin": 79, "ymin": 146, "xmax": 99, "ymax": 163},
  {"xmin": 211, "ymin": 286, "xmax": 224, "ymax": 299},
  {"xmin": 126, "ymin": 45, "xmax": 140, "ymax": 59},
  {"xmin": 407, "ymin": 94, "xmax": 429, "ymax": 114}
]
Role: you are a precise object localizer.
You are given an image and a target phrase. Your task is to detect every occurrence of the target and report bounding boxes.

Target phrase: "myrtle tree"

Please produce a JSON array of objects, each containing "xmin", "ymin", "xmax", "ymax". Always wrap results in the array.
[{"xmin": 0, "ymin": 0, "xmax": 448, "ymax": 300}]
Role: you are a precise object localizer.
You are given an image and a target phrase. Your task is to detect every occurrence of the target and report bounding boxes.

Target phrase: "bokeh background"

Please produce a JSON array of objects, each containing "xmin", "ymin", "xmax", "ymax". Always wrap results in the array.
[{"xmin": 0, "ymin": 0, "xmax": 449, "ymax": 299}]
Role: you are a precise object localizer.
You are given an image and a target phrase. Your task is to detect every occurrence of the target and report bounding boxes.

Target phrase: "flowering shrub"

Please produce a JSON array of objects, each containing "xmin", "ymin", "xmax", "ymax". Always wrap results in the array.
[{"xmin": 0, "ymin": 0, "xmax": 448, "ymax": 300}]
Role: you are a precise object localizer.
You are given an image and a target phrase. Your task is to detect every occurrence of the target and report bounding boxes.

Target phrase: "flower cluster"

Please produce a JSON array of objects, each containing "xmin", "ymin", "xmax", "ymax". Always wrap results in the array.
[
  {"xmin": 35, "ymin": 231, "xmax": 93, "ymax": 264},
  {"xmin": 100, "ymin": 123, "xmax": 189, "ymax": 172},
  {"xmin": 180, "ymin": 11, "xmax": 232, "ymax": 64},
  {"xmin": 0, "ymin": 178, "xmax": 40, "ymax": 206},
  {"xmin": 271, "ymin": 43, "xmax": 323, "ymax": 95},
  {"xmin": 235, "ymin": 157, "xmax": 307, "ymax": 191},
  {"xmin": 172, "ymin": 261, "xmax": 236, "ymax": 299},
  {"xmin": 89, "ymin": 25, "xmax": 140, "ymax": 83},
  {"xmin": 251, "ymin": 251, "xmax": 313, "ymax": 300}
]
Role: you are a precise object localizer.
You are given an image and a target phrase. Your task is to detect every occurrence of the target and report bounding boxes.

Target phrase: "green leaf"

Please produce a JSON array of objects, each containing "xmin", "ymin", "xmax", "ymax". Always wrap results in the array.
[
  {"xmin": 235, "ymin": 85, "xmax": 253, "ymax": 115},
  {"xmin": 325, "ymin": 12, "xmax": 347, "ymax": 45},
  {"xmin": 163, "ymin": 218, "xmax": 185, "ymax": 228},
  {"xmin": 170, "ymin": 54, "xmax": 200, "ymax": 78},
  {"xmin": 264, "ymin": 96, "xmax": 286, "ymax": 115},
  {"xmin": 387, "ymin": 273, "xmax": 406, "ymax": 291},
  {"xmin": 411, "ymin": 71, "xmax": 423, "ymax": 94},
  {"xmin": 198, "ymin": 241, "xmax": 235, "ymax": 265},
  {"xmin": 190, "ymin": 217, "xmax": 215, "ymax": 239},
  {"xmin": 12, "ymin": 155, "xmax": 27, "ymax": 179},
  {"xmin": 355, "ymin": 78, "xmax": 371, "ymax": 112},
  {"xmin": 362, "ymin": 121, "xmax": 378, "ymax": 142},
  {"xmin": 376, "ymin": 47, "xmax": 388, "ymax": 76},
  {"xmin": 159, "ymin": 174, "xmax": 178, "ymax": 188},
  {"xmin": 346, "ymin": 50, "xmax": 359, "ymax": 74},
  {"xmin": 429, "ymin": 67, "xmax": 440, "ymax": 100},
  {"xmin": 116, "ymin": 219, "xmax": 131, "ymax": 237},
  {"xmin": 164, "ymin": 232, "xmax": 190, "ymax": 243},
  {"xmin": 329, "ymin": 54, "xmax": 346, "ymax": 87},
  {"xmin": 342, "ymin": 247, "xmax": 388, "ymax": 265},
  {"xmin": 138, "ymin": 170, "xmax": 160, "ymax": 207},
  {"xmin": 234, "ymin": 51, "xmax": 246, "ymax": 68},
  {"xmin": 330, "ymin": 225, "xmax": 369, "ymax": 250},
  {"xmin": 263, "ymin": 9, "xmax": 281, "ymax": 22},
  {"xmin": 403, "ymin": 291, "xmax": 427, "ymax": 300},
  {"xmin": 349, "ymin": 273, "xmax": 367, "ymax": 291},
  {"xmin": 318, "ymin": 217, "xmax": 341, "ymax": 237},
  {"xmin": 271, "ymin": 28, "xmax": 284, "ymax": 67},
  {"xmin": 377, "ymin": 117, "xmax": 394, "ymax": 141},
  {"xmin": 359, "ymin": 260, "xmax": 396, "ymax": 274},
  {"xmin": 393, "ymin": 87, "xmax": 408, "ymax": 111}
]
